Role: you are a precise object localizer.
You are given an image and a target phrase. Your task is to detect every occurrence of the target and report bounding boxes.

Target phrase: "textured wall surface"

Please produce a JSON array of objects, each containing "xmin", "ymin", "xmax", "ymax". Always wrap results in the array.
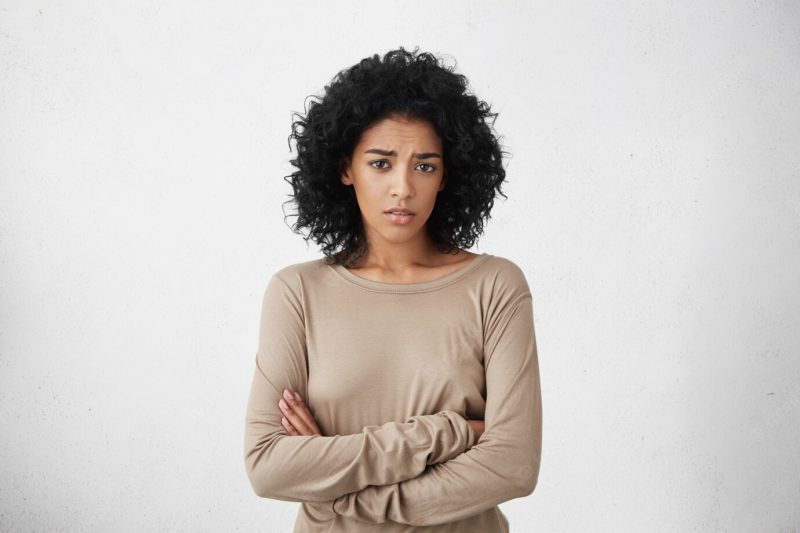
[{"xmin": 1, "ymin": 1, "xmax": 798, "ymax": 531}]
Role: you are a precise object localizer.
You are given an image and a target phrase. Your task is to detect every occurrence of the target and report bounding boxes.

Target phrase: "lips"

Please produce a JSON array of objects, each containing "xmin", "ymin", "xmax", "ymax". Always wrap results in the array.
[{"xmin": 385, "ymin": 212, "xmax": 415, "ymax": 225}]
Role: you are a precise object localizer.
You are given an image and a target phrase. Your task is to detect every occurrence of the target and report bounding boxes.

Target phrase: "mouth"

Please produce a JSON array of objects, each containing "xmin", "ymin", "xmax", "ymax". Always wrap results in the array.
[
  {"xmin": 384, "ymin": 208, "xmax": 415, "ymax": 215},
  {"xmin": 384, "ymin": 211, "xmax": 416, "ymax": 225}
]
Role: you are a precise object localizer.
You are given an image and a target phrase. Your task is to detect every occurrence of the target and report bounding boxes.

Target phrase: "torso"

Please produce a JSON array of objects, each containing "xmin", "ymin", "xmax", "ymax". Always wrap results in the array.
[{"xmin": 258, "ymin": 253, "xmax": 527, "ymax": 532}]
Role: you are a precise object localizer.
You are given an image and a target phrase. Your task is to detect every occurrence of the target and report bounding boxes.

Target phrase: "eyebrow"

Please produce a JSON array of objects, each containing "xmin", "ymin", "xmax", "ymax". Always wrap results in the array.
[{"xmin": 364, "ymin": 148, "xmax": 442, "ymax": 160}]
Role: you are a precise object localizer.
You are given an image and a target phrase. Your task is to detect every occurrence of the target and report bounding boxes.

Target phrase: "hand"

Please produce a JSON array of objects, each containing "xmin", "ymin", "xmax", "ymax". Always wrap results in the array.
[
  {"xmin": 279, "ymin": 388, "xmax": 322, "ymax": 436},
  {"xmin": 466, "ymin": 419, "xmax": 485, "ymax": 443}
]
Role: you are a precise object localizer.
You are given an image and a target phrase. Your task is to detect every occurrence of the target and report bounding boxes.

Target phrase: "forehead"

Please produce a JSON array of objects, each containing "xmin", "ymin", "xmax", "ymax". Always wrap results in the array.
[{"xmin": 356, "ymin": 115, "xmax": 442, "ymax": 148}]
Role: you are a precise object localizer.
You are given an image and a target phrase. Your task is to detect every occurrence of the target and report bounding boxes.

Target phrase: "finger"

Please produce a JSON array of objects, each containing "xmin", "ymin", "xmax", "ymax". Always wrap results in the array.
[
  {"xmin": 283, "ymin": 390, "xmax": 318, "ymax": 434},
  {"xmin": 293, "ymin": 400, "xmax": 321, "ymax": 435},
  {"xmin": 279, "ymin": 397, "xmax": 313, "ymax": 435},
  {"xmin": 288, "ymin": 391, "xmax": 322, "ymax": 435},
  {"xmin": 281, "ymin": 416, "xmax": 298, "ymax": 435}
]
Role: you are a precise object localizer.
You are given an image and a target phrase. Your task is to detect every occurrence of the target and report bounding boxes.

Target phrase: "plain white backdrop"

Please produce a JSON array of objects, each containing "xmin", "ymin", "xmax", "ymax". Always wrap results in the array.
[{"xmin": 1, "ymin": 1, "xmax": 798, "ymax": 531}]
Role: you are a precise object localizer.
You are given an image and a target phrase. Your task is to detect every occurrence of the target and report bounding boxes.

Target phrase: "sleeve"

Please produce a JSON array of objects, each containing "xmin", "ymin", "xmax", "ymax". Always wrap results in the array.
[
  {"xmin": 243, "ymin": 272, "xmax": 478, "ymax": 503},
  {"xmin": 330, "ymin": 275, "xmax": 542, "ymax": 526}
]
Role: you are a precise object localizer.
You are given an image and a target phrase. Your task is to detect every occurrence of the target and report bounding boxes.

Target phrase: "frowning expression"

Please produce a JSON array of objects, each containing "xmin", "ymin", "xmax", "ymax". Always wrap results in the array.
[{"xmin": 340, "ymin": 114, "xmax": 446, "ymax": 244}]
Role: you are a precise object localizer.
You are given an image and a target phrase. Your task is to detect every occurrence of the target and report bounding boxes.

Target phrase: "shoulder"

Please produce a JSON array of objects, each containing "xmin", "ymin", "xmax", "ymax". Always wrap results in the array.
[
  {"xmin": 272, "ymin": 257, "xmax": 325, "ymax": 284},
  {"xmin": 265, "ymin": 257, "xmax": 331, "ymax": 298},
  {"xmin": 259, "ymin": 259, "xmax": 327, "ymax": 318},
  {"xmin": 481, "ymin": 253, "xmax": 532, "ymax": 298}
]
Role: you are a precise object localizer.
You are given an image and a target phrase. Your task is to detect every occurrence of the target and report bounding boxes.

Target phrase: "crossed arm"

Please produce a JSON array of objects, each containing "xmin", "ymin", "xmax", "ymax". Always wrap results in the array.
[
  {"xmin": 244, "ymin": 269, "xmax": 542, "ymax": 526},
  {"xmin": 243, "ymin": 273, "xmax": 478, "ymax": 503}
]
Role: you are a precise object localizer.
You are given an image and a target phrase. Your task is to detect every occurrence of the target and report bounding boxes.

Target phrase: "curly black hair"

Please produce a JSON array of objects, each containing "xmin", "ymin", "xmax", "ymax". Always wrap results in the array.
[{"xmin": 282, "ymin": 46, "xmax": 510, "ymax": 267}]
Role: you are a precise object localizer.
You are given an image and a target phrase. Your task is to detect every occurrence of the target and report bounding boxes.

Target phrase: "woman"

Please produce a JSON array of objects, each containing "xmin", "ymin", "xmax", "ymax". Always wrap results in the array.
[{"xmin": 244, "ymin": 47, "xmax": 542, "ymax": 532}]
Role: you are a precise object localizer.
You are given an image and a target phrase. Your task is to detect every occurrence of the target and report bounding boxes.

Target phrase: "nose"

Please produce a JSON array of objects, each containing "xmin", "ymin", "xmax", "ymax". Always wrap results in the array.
[{"xmin": 389, "ymin": 162, "xmax": 414, "ymax": 198}]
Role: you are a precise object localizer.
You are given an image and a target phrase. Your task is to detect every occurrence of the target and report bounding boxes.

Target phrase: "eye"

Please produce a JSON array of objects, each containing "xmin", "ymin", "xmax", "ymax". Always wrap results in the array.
[
  {"xmin": 369, "ymin": 160, "xmax": 390, "ymax": 170},
  {"xmin": 417, "ymin": 163, "xmax": 437, "ymax": 172}
]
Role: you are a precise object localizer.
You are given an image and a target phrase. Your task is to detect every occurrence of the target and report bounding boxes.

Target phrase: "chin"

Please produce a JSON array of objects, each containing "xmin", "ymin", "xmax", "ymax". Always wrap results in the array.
[{"xmin": 377, "ymin": 225, "xmax": 424, "ymax": 242}]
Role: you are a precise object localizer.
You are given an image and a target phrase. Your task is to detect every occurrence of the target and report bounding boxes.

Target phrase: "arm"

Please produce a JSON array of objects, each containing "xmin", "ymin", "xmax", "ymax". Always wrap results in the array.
[
  {"xmin": 243, "ymin": 272, "xmax": 477, "ymax": 503},
  {"xmin": 331, "ymin": 283, "xmax": 542, "ymax": 526}
]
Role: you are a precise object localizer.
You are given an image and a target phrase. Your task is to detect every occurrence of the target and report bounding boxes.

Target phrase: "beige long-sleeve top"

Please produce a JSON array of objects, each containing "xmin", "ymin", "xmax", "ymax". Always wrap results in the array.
[{"xmin": 243, "ymin": 252, "xmax": 542, "ymax": 532}]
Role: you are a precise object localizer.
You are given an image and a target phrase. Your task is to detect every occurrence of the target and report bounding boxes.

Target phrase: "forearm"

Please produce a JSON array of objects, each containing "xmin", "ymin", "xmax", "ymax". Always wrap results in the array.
[
  {"xmin": 330, "ymin": 415, "xmax": 540, "ymax": 525},
  {"xmin": 244, "ymin": 365, "xmax": 477, "ymax": 502}
]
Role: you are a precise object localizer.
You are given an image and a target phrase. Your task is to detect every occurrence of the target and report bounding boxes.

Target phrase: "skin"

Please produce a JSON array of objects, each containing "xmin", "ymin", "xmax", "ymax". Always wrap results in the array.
[
  {"xmin": 279, "ymin": 113, "xmax": 485, "ymax": 440},
  {"xmin": 341, "ymin": 112, "xmax": 480, "ymax": 282}
]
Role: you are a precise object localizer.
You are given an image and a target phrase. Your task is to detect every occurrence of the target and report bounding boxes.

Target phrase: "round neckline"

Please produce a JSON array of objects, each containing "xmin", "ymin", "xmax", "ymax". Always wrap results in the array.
[{"xmin": 328, "ymin": 253, "xmax": 492, "ymax": 293}]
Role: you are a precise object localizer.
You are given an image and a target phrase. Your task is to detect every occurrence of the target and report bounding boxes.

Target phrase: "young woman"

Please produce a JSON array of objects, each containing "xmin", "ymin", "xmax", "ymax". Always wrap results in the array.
[{"xmin": 244, "ymin": 47, "xmax": 542, "ymax": 532}]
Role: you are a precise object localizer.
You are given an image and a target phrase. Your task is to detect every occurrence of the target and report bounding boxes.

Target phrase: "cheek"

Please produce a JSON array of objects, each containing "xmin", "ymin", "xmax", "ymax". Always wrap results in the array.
[
  {"xmin": 352, "ymin": 190, "xmax": 384, "ymax": 223},
  {"xmin": 351, "ymin": 183, "xmax": 377, "ymax": 207}
]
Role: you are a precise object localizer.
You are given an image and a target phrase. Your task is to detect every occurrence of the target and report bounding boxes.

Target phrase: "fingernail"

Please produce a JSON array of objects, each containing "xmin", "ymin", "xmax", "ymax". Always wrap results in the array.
[
  {"xmin": 294, "ymin": 392, "xmax": 301, "ymax": 402},
  {"xmin": 283, "ymin": 389, "xmax": 293, "ymax": 401}
]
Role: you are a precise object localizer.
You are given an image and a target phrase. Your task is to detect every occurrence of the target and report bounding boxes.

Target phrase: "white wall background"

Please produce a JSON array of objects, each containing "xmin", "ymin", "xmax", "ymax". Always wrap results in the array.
[{"xmin": 1, "ymin": 1, "xmax": 798, "ymax": 531}]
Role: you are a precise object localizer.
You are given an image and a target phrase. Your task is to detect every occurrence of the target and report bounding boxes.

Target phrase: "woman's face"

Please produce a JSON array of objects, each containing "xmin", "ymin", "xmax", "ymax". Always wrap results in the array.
[{"xmin": 340, "ymin": 114, "xmax": 446, "ymax": 247}]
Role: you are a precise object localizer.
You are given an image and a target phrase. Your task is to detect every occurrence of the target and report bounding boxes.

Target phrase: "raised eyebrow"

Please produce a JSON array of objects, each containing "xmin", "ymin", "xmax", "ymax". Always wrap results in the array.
[{"xmin": 364, "ymin": 148, "xmax": 442, "ymax": 160}]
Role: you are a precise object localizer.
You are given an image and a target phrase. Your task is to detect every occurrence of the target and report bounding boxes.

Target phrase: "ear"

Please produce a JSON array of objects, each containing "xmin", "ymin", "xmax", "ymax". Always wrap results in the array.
[{"xmin": 339, "ymin": 157, "xmax": 352, "ymax": 186}]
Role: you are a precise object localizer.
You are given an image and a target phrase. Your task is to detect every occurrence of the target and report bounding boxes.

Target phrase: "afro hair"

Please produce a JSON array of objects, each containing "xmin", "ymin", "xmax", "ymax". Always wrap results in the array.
[{"xmin": 282, "ymin": 46, "xmax": 510, "ymax": 267}]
